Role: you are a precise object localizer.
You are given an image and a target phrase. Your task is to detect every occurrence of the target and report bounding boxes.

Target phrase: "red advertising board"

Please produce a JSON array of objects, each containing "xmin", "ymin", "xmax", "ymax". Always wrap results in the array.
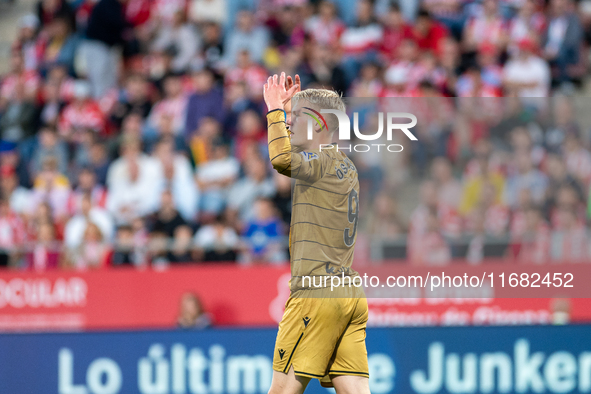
[{"xmin": 0, "ymin": 262, "xmax": 589, "ymax": 331}]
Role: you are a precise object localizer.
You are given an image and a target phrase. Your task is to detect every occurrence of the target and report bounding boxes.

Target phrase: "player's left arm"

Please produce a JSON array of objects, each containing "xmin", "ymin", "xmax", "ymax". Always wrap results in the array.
[
  {"xmin": 266, "ymin": 108, "xmax": 331, "ymax": 182},
  {"xmin": 264, "ymin": 72, "xmax": 331, "ymax": 183}
]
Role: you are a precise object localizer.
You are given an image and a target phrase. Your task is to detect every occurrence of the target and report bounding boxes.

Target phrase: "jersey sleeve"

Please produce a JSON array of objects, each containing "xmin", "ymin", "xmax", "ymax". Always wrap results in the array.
[{"xmin": 267, "ymin": 109, "xmax": 331, "ymax": 183}]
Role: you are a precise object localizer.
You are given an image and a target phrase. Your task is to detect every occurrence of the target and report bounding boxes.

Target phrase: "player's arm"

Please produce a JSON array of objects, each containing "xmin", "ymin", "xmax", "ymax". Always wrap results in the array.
[
  {"xmin": 266, "ymin": 109, "xmax": 330, "ymax": 182},
  {"xmin": 264, "ymin": 73, "xmax": 330, "ymax": 182}
]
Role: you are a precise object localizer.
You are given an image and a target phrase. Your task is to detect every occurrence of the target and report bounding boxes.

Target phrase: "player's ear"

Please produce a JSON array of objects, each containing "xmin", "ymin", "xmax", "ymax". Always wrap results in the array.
[{"xmin": 314, "ymin": 122, "xmax": 323, "ymax": 134}]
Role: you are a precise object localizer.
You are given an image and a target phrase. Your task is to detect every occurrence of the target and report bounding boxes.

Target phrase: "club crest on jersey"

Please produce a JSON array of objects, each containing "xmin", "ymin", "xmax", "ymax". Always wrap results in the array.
[{"xmin": 301, "ymin": 151, "xmax": 319, "ymax": 161}]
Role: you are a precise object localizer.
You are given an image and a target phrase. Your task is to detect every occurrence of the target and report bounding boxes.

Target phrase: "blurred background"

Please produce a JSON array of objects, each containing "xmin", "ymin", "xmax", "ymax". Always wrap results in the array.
[{"xmin": 0, "ymin": 0, "xmax": 590, "ymax": 392}]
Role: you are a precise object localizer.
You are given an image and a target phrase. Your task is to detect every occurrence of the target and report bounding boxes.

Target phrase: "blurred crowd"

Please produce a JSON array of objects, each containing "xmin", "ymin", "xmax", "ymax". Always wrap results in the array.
[
  {"xmin": 0, "ymin": 0, "xmax": 590, "ymax": 270},
  {"xmin": 355, "ymin": 96, "xmax": 591, "ymax": 265}
]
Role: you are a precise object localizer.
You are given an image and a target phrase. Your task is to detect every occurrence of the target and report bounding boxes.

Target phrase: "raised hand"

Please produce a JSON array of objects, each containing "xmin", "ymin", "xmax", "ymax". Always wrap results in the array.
[
  {"xmin": 263, "ymin": 72, "xmax": 300, "ymax": 112},
  {"xmin": 283, "ymin": 74, "xmax": 301, "ymax": 104}
]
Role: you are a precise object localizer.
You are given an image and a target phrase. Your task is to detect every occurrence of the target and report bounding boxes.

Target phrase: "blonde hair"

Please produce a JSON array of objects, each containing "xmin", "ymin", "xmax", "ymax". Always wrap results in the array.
[{"xmin": 293, "ymin": 89, "xmax": 346, "ymax": 133}]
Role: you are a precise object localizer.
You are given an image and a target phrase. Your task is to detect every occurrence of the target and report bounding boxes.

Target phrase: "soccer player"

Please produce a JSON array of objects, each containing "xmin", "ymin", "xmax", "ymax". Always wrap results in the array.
[{"xmin": 263, "ymin": 72, "xmax": 370, "ymax": 393}]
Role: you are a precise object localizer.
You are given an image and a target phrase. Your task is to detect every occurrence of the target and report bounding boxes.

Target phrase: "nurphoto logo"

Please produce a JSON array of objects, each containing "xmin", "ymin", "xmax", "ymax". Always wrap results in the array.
[{"xmin": 306, "ymin": 110, "xmax": 418, "ymax": 153}]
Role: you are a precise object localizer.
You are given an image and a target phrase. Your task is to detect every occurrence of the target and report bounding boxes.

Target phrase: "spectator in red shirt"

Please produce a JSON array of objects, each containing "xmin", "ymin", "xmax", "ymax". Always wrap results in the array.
[
  {"xmin": 378, "ymin": 4, "xmax": 412, "ymax": 63},
  {"xmin": 233, "ymin": 109, "xmax": 267, "ymax": 163},
  {"xmin": 58, "ymin": 80, "xmax": 106, "ymax": 141},
  {"xmin": 411, "ymin": 9, "xmax": 449, "ymax": 56}
]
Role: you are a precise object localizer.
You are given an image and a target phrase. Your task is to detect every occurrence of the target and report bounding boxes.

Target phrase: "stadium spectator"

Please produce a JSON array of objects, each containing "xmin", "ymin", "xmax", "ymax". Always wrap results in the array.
[
  {"xmin": 544, "ymin": 154, "xmax": 585, "ymax": 216},
  {"xmin": 232, "ymin": 109, "xmax": 267, "ymax": 162},
  {"xmin": 106, "ymin": 138, "xmax": 162, "ymax": 224},
  {"xmin": 152, "ymin": 137, "xmax": 199, "ymax": 221},
  {"xmin": 551, "ymin": 185, "xmax": 586, "ymax": 227},
  {"xmin": 271, "ymin": 172, "xmax": 292, "ymax": 227},
  {"xmin": 168, "ymin": 225, "xmax": 194, "ymax": 262},
  {"xmin": 36, "ymin": 0, "xmax": 75, "ymax": 30},
  {"xmin": 339, "ymin": 0, "xmax": 383, "ymax": 82},
  {"xmin": 298, "ymin": 42, "xmax": 348, "ymax": 95},
  {"xmin": 0, "ymin": 81, "xmax": 37, "ymax": 144},
  {"xmin": 0, "ymin": 51, "xmax": 39, "ymax": 107},
  {"xmin": 195, "ymin": 140, "xmax": 240, "ymax": 222},
  {"xmin": 224, "ymin": 10, "xmax": 270, "ymax": 66},
  {"xmin": 177, "ymin": 292, "xmax": 213, "ymax": 329},
  {"xmin": 550, "ymin": 207, "xmax": 589, "ymax": 261},
  {"xmin": 24, "ymin": 221, "xmax": 61, "ymax": 270},
  {"xmin": 227, "ymin": 156, "xmax": 276, "ymax": 226},
  {"xmin": 64, "ymin": 192, "xmax": 113, "ymax": 250},
  {"xmin": 431, "ymin": 156, "xmax": 461, "ymax": 209},
  {"xmin": 239, "ymin": 197, "xmax": 287, "ymax": 264},
  {"xmin": 145, "ymin": 73, "xmax": 188, "ymax": 137},
  {"xmin": 462, "ymin": 0, "xmax": 508, "ymax": 53},
  {"xmin": 503, "ymin": 38, "xmax": 551, "ymax": 97},
  {"xmin": 31, "ymin": 126, "xmax": 68, "ymax": 177},
  {"xmin": 66, "ymin": 222, "xmax": 111, "ymax": 269},
  {"xmin": 562, "ymin": 132, "xmax": 591, "ymax": 187},
  {"xmin": 39, "ymin": 78, "xmax": 66, "ymax": 128},
  {"xmin": 516, "ymin": 206, "xmax": 551, "ymax": 264},
  {"xmin": 410, "ymin": 9, "xmax": 448, "ymax": 55},
  {"xmin": 225, "ymin": 50, "xmax": 268, "ymax": 100},
  {"xmin": 38, "ymin": 12, "xmax": 80, "ymax": 75},
  {"xmin": 378, "ymin": 4, "xmax": 412, "ymax": 64},
  {"xmin": 148, "ymin": 230, "xmax": 170, "ymax": 266},
  {"xmin": 87, "ymin": 140, "xmax": 110, "ymax": 186},
  {"xmin": 542, "ymin": 0, "xmax": 584, "ymax": 86},
  {"xmin": 110, "ymin": 74, "xmax": 152, "ymax": 128},
  {"xmin": 411, "ymin": 207, "xmax": 451, "ymax": 265},
  {"xmin": 200, "ymin": 22, "xmax": 225, "ymax": 70},
  {"xmin": 111, "ymin": 225, "xmax": 144, "ymax": 266},
  {"xmin": 58, "ymin": 80, "xmax": 106, "ymax": 140},
  {"xmin": 0, "ymin": 198, "xmax": 25, "ymax": 267},
  {"xmin": 423, "ymin": 0, "xmax": 464, "ymax": 39},
  {"xmin": 466, "ymin": 182, "xmax": 510, "ymax": 237},
  {"xmin": 550, "ymin": 297, "xmax": 571, "ymax": 324},
  {"xmin": 0, "ymin": 166, "xmax": 30, "ymax": 215},
  {"xmin": 184, "ymin": 68, "xmax": 225, "ymax": 136},
  {"xmin": 507, "ymin": 0, "xmax": 547, "ymax": 56},
  {"xmin": 409, "ymin": 180, "xmax": 461, "ymax": 258},
  {"xmin": 348, "ymin": 61, "xmax": 383, "ymax": 97},
  {"xmin": 509, "ymin": 188, "xmax": 534, "ymax": 241},
  {"xmin": 149, "ymin": 190, "xmax": 187, "ymax": 238},
  {"xmin": 69, "ymin": 167, "xmax": 108, "ymax": 212},
  {"xmin": 459, "ymin": 150, "xmax": 505, "ymax": 216},
  {"xmin": 81, "ymin": 0, "xmax": 128, "ymax": 98},
  {"xmin": 188, "ymin": 117, "xmax": 223, "ymax": 166},
  {"xmin": 303, "ymin": 1, "xmax": 344, "ymax": 47},
  {"xmin": 151, "ymin": 11, "xmax": 200, "ymax": 74},
  {"xmin": 363, "ymin": 192, "xmax": 405, "ymax": 238},
  {"xmin": 193, "ymin": 213, "xmax": 239, "ymax": 262},
  {"xmin": 15, "ymin": 14, "xmax": 41, "ymax": 72},
  {"xmin": 503, "ymin": 151, "xmax": 548, "ymax": 209},
  {"xmin": 29, "ymin": 156, "xmax": 71, "ymax": 220}
]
